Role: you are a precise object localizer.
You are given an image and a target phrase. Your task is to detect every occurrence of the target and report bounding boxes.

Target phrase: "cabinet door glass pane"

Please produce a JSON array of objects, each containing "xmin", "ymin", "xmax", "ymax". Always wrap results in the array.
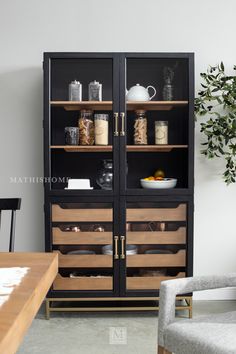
[
  {"xmin": 125, "ymin": 57, "xmax": 189, "ymax": 191},
  {"xmin": 49, "ymin": 57, "xmax": 117, "ymax": 192}
]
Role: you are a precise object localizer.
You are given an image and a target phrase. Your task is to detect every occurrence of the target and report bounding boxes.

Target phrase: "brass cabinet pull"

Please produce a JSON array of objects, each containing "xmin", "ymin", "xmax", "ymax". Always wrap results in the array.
[
  {"xmin": 114, "ymin": 236, "xmax": 119, "ymax": 259},
  {"xmin": 114, "ymin": 112, "xmax": 119, "ymax": 136},
  {"xmin": 120, "ymin": 235, "xmax": 125, "ymax": 259},
  {"xmin": 120, "ymin": 112, "xmax": 125, "ymax": 136}
]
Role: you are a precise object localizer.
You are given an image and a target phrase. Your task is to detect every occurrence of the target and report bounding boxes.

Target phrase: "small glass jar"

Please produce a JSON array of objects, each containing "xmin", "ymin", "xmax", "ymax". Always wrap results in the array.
[
  {"xmin": 134, "ymin": 110, "xmax": 147, "ymax": 145},
  {"xmin": 163, "ymin": 79, "xmax": 174, "ymax": 101},
  {"xmin": 78, "ymin": 110, "xmax": 94, "ymax": 145},
  {"xmin": 155, "ymin": 121, "xmax": 168, "ymax": 144},
  {"xmin": 65, "ymin": 127, "xmax": 79, "ymax": 145},
  {"xmin": 94, "ymin": 114, "xmax": 109, "ymax": 145}
]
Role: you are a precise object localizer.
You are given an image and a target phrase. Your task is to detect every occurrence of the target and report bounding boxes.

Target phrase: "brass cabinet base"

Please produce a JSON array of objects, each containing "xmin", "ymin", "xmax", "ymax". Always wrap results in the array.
[{"xmin": 45, "ymin": 296, "xmax": 192, "ymax": 320}]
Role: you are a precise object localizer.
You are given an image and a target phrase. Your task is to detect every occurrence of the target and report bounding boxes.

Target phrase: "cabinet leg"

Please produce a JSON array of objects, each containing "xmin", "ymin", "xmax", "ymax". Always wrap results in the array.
[
  {"xmin": 188, "ymin": 297, "xmax": 193, "ymax": 318},
  {"xmin": 158, "ymin": 345, "xmax": 172, "ymax": 354},
  {"xmin": 45, "ymin": 299, "xmax": 50, "ymax": 320}
]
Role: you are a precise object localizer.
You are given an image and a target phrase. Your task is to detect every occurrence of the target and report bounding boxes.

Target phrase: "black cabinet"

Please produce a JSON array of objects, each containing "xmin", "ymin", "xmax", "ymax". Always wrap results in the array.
[{"xmin": 43, "ymin": 52, "xmax": 194, "ymax": 306}]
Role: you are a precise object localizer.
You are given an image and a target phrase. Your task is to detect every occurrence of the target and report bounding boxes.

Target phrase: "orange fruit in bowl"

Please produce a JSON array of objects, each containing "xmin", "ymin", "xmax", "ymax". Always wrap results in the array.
[{"xmin": 155, "ymin": 176, "xmax": 164, "ymax": 181}]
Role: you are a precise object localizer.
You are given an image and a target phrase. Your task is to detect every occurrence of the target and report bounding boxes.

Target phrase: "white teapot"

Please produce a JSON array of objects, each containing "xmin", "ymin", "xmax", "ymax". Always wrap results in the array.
[{"xmin": 126, "ymin": 83, "xmax": 156, "ymax": 101}]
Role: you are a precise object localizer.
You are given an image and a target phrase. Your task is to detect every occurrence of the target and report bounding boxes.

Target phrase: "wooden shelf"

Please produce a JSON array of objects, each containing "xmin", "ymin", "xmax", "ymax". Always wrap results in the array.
[
  {"xmin": 50, "ymin": 100, "xmax": 188, "ymax": 111},
  {"xmin": 52, "ymin": 227, "xmax": 112, "ymax": 245},
  {"xmin": 50, "ymin": 101, "xmax": 112, "ymax": 111},
  {"xmin": 54, "ymin": 251, "xmax": 113, "ymax": 268},
  {"xmin": 50, "ymin": 145, "xmax": 187, "ymax": 152},
  {"xmin": 127, "ymin": 101, "xmax": 188, "ymax": 111},
  {"xmin": 50, "ymin": 145, "xmax": 113, "ymax": 152},
  {"xmin": 127, "ymin": 204, "xmax": 186, "ymax": 222},
  {"xmin": 126, "ymin": 272, "xmax": 185, "ymax": 290},
  {"xmin": 53, "ymin": 274, "xmax": 113, "ymax": 291},
  {"xmin": 126, "ymin": 227, "xmax": 186, "ymax": 245},
  {"xmin": 126, "ymin": 145, "xmax": 188, "ymax": 152},
  {"xmin": 127, "ymin": 250, "xmax": 186, "ymax": 268},
  {"xmin": 52, "ymin": 204, "xmax": 113, "ymax": 222}
]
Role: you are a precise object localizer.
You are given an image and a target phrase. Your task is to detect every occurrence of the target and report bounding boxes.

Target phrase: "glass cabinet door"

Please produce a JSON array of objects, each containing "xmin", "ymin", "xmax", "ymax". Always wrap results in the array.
[
  {"xmin": 120, "ymin": 200, "xmax": 187, "ymax": 295},
  {"xmin": 50, "ymin": 201, "xmax": 119, "ymax": 295},
  {"xmin": 44, "ymin": 53, "xmax": 120, "ymax": 194},
  {"xmin": 119, "ymin": 54, "xmax": 193, "ymax": 194}
]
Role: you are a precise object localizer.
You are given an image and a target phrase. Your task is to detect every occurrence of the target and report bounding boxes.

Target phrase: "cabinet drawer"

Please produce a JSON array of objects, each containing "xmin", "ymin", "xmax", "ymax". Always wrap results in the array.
[
  {"xmin": 54, "ymin": 251, "xmax": 113, "ymax": 268},
  {"xmin": 126, "ymin": 250, "xmax": 185, "ymax": 267},
  {"xmin": 53, "ymin": 274, "xmax": 113, "ymax": 291},
  {"xmin": 127, "ymin": 204, "xmax": 186, "ymax": 222},
  {"xmin": 126, "ymin": 272, "xmax": 185, "ymax": 290},
  {"xmin": 126, "ymin": 227, "xmax": 186, "ymax": 245},
  {"xmin": 52, "ymin": 227, "xmax": 112, "ymax": 245},
  {"xmin": 52, "ymin": 204, "xmax": 113, "ymax": 222}
]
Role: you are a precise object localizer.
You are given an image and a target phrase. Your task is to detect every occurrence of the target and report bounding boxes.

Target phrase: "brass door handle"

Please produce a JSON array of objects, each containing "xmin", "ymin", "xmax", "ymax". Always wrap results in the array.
[
  {"xmin": 114, "ymin": 112, "xmax": 119, "ymax": 136},
  {"xmin": 114, "ymin": 236, "xmax": 119, "ymax": 259},
  {"xmin": 120, "ymin": 235, "xmax": 125, "ymax": 259},
  {"xmin": 120, "ymin": 112, "xmax": 125, "ymax": 136}
]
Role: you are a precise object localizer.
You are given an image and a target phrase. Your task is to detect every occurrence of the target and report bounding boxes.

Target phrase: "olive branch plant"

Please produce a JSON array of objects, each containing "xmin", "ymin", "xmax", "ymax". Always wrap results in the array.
[{"xmin": 195, "ymin": 62, "xmax": 236, "ymax": 184}]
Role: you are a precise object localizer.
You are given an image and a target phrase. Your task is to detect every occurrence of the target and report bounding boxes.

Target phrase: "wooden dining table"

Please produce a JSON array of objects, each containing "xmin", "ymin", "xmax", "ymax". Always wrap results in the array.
[{"xmin": 0, "ymin": 252, "xmax": 58, "ymax": 354}]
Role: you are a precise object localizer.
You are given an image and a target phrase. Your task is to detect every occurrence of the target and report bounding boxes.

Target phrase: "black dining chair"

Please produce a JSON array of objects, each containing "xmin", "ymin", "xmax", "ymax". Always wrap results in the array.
[{"xmin": 0, "ymin": 198, "xmax": 21, "ymax": 252}]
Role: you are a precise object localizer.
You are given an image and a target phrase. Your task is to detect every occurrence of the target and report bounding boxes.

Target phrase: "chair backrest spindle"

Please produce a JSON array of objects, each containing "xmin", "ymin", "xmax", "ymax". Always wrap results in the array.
[{"xmin": 0, "ymin": 198, "xmax": 21, "ymax": 252}]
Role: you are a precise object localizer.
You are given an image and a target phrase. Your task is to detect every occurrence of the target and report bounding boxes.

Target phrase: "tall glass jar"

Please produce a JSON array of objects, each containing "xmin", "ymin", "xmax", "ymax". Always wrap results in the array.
[
  {"xmin": 78, "ymin": 110, "xmax": 94, "ymax": 145},
  {"xmin": 94, "ymin": 114, "xmax": 109, "ymax": 145},
  {"xmin": 134, "ymin": 110, "xmax": 147, "ymax": 145},
  {"xmin": 155, "ymin": 121, "xmax": 168, "ymax": 144}
]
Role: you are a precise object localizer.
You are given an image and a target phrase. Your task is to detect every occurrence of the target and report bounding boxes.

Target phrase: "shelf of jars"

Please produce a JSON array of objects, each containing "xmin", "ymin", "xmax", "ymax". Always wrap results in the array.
[
  {"xmin": 50, "ymin": 100, "xmax": 188, "ymax": 111},
  {"xmin": 50, "ymin": 145, "xmax": 188, "ymax": 152}
]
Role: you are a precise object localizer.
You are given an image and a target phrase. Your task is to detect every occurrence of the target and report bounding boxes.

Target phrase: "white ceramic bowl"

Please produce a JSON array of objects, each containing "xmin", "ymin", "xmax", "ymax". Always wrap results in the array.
[{"xmin": 140, "ymin": 178, "xmax": 177, "ymax": 189}]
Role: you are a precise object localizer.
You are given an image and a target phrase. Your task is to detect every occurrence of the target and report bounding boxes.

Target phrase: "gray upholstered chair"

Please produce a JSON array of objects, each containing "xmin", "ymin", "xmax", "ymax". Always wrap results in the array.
[{"xmin": 158, "ymin": 274, "xmax": 236, "ymax": 354}]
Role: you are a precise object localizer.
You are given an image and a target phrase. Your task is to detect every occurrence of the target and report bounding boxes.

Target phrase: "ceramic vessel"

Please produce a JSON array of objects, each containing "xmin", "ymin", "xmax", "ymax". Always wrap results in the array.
[{"xmin": 126, "ymin": 84, "xmax": 156, "ymax": 101}]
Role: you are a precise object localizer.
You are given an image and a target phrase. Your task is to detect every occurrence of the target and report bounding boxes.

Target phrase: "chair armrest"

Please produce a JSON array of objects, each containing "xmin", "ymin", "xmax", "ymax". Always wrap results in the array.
[{"xmin": 158, "ymin": 273, "xmax": 236, "ymax": 347}]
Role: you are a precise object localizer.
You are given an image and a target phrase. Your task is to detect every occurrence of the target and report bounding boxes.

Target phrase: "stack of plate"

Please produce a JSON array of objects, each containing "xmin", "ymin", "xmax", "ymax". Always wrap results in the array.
[
  {"xmin": 65, "ymin": 179, "xmax": 93, "ymax": 190},
  {"xmin": 67, "ymin": 250, "xmax": 95, "ymax": 255},
  {"xmin": 144, "ymin": 249, "xmax": 172, "ymax": 255},
  {"xmin": 102, "ymin": 245, "xmax": 137, "ymax": 255},
  {"xmin": 140, "ymin": 269, "xmax": 167, "ymax": 277}
]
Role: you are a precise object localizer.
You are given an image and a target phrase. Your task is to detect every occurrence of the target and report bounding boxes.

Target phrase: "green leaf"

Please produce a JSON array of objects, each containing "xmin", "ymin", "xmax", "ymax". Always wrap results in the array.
[{"xmin": 195, "ymin": 62, "xmax": 236, "ymax": 184}]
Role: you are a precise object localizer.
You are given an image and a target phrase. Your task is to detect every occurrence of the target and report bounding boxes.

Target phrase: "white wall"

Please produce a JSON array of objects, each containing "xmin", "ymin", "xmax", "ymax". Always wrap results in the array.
[{"xmin": 0, "ymin": 0, "xmax": 236, "ymax": 299}]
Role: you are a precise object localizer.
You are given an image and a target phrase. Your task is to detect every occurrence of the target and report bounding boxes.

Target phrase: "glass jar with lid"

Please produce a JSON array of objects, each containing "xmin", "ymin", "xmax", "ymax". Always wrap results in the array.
[
  {"xmin": 155, "ymin": 121, "xmax": 168, "ymax": 144},
  {"xmin": 78, "ymin": 110, "xmax": 95, "ymax": 145},
  {"xmin": 133, "ymin": 110, "xmax": 148, "ymax": 145},
  {"xmin": 94, "ymin": 114, "xmax": 109, "ymax": 145}
]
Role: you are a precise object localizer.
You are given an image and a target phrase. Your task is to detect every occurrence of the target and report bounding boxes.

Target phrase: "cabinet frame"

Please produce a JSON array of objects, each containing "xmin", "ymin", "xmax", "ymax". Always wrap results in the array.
[{"xmin": 43, "ymin": 52, "xmax": 194, "ymax": 301}]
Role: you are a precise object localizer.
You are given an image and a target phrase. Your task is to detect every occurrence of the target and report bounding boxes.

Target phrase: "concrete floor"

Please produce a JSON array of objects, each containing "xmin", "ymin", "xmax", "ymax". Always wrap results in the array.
[{"xmin": 17, "ymin": 301, "xmax": 236, "ymax": 354}]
